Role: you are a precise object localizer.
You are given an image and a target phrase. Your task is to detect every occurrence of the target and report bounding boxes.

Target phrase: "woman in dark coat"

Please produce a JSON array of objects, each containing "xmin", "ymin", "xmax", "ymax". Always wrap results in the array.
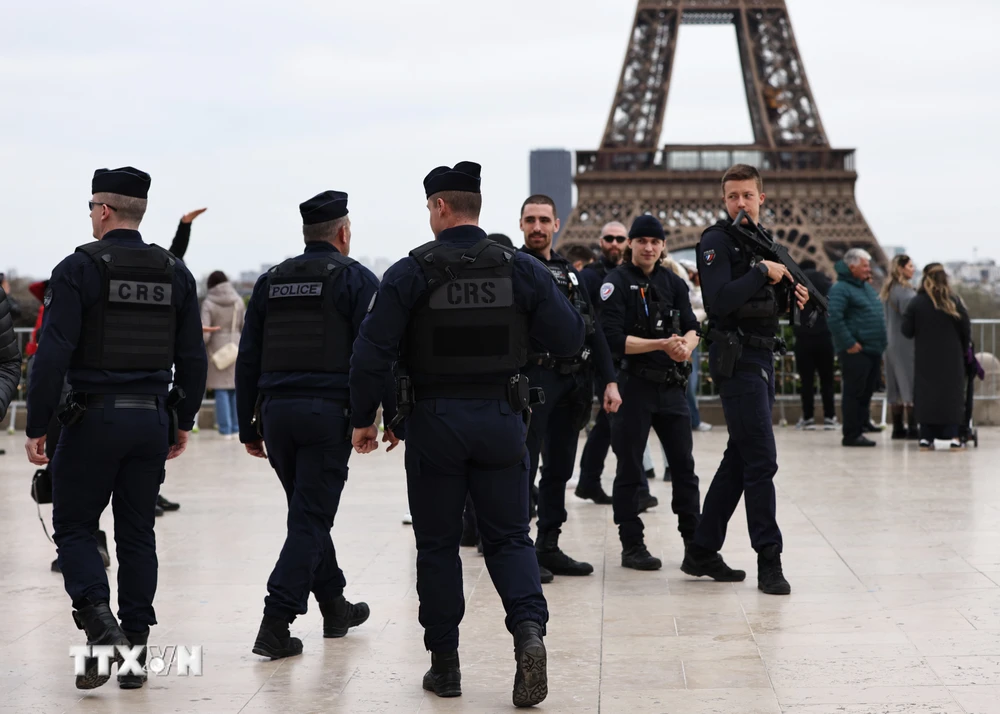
[{"xmin": 901, "ymin": 264, "xmax": 971, "ymax": 450}]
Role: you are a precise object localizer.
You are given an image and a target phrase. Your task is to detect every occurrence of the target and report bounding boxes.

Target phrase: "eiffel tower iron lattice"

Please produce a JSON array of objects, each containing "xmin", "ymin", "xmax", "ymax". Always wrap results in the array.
[{"xmin": 558, "ymin": 0, "xmax": 884, "ymax": 273}]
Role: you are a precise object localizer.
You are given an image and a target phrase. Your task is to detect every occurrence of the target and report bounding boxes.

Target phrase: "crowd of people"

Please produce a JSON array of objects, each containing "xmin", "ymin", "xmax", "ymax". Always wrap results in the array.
[{"xmin": 0, "ymin": 160, "xmax": 985, "ymax": 710}]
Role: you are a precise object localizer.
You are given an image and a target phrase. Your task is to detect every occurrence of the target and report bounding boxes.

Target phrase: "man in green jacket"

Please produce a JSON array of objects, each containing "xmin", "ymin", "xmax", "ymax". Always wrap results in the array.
[{"xmin": 827, "ymin": 249, "xmax": 888, "ymax": 447}]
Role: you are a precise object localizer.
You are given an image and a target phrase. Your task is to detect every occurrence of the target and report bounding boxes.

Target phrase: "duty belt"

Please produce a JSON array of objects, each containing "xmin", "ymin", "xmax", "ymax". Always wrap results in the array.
[
  {"xmin": 531, "ymin": 355, "xmax": 584, "ymax": 375},
  {"xmin": 83, "ymin": 394, "xmax": 159, "ymax": 410},
  {"xmin": 742, "ymin": 334, "xmax": 787, "ymax": 354},
  {"xmin": 627, "ymin": 364, "xmax": 686, "ymax": 387},
  {"xmin": 414, "ymin": 383, "xmax": 510, "ymax": 401}
]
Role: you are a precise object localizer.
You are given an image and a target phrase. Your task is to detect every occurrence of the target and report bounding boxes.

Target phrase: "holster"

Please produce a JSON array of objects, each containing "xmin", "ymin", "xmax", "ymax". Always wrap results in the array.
[
  {"xmin": 56, "ymin": 393, "xmax": 86, "ymax": 428},
  {"xmin": 31, "ymin": 468, "xmax": 53, "ymax": 504},
  {"xmin": 708, "ymin": 329, "xmax": 743, "ymax": 380},
  {"xmin": 387, "ymin": 372, "xmax": 414, "ymax": 432},
  {"xmin": 165, "ymin": 387, "xmax": 186, "ymax": 447}
]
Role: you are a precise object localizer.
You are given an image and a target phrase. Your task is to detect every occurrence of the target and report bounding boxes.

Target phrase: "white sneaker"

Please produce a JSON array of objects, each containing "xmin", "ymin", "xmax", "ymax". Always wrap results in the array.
[
  {"xmin": 695, "ymin": 422, "xmax": 713, "ymax": 432},
  {"xmin": 402, "ymin": 512, "xmax": 412, "ymax": 525},
  {"xmin": 823, "ymin": 418, "xmax": 840, "ymax": 431},
  {"xmin": 796, "ymin": 418, "xmax": 815, "ymax": 431}
]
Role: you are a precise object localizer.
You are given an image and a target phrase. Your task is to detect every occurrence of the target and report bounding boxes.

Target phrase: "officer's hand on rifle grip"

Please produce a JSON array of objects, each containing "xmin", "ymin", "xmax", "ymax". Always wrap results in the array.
[
  {"xmin": 794, "ymin": 283, "xmax": 809, "ymax": 310},
  {"xmin": 760, "ymin": 260, "xmax": 791, "ymax": 285}
]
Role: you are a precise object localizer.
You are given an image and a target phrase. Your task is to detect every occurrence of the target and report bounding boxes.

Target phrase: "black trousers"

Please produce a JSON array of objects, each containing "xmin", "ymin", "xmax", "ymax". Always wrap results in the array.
[
  {"xmin": 261, "ymin": 397, "xmax": 351, "ymax": 622},
  {"xmin": 840, "ymin": 352, "xmax": 881, "ymax": 442},
  {"xmin": 577, "ymin": 407, "xmax": 611, "ymax": 492},
  {"xmin": 795, "ymin": 334, "xmax": 836, "ymax": 421},
  {"xmin": 610, "ymin": 375, "xmax": 700, "ymax": 548},
  {"xmin": 52, "ymin": 398, "xmax": 168, "ymax": 633}
]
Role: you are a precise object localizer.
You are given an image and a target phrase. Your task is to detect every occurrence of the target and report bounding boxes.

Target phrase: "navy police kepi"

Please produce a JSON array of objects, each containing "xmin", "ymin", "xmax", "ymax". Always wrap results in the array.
[{"xmin": 348, "ymin": 160, "xmax": 584, "ymax": 707}]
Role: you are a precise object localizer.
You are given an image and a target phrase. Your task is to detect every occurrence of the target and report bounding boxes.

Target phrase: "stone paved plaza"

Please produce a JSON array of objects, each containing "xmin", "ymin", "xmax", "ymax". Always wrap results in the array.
[{"xmin": 1, "ymin": 426, "xmax": 1000, "ymax": 714}]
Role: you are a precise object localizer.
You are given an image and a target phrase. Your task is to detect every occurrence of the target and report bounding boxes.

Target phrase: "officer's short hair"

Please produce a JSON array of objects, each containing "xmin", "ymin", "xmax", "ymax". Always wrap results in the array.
[
  {"xmin": 93, "ymin": 192, "xmax": 147, "ymax": 224},
  {"xmin": 562, "ymin": 245, "xmax": 595, "ymax": 265},
  {"xmin": 521, "ymin": 195, "xmax": 558, "ymax": 220},
  {"xmin": 431, "ymin": 191, "xmax": 482, "ymax": 219},
  {"xmin": 303, "ymin": 215, "xmax": 349, "ymax": 243},
  {"xmin": 721, "ymin": 164, "xmax": 763, "ymax": 195}
]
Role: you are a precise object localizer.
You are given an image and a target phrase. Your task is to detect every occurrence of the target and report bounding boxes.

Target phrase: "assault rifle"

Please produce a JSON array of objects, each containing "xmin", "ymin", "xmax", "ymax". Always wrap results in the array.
[{"xmin": 727, "ymin": 210, "xmax": 829, "ymax": 327}]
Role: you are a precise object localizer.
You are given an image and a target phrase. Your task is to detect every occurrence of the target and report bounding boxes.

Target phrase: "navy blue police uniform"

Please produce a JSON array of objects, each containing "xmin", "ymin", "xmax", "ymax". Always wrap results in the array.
[
  {"xmin": 600, "ymin": 219, "xmax": 702, "ymax": 570},
  {"xmin": 518, "ymin": 243, "xmax": 615, "ymax": 578},
  {"xmin": 26, "ymin": 167, "xmax": 207, "ymax": 690},
  {"xmin": 576, "ymin": 255, "xmax": 620, "ymax": 502},
  {"xmin": 349, "ymin": 162, "xmax": 584, "ymax": 706},
  {"xmin": 235, "ymin": 191, "xmax": 382, "ymax": 658},
  {"xmin": 683, "ymin": 214, "xmax": 790, "ymax": 594}
]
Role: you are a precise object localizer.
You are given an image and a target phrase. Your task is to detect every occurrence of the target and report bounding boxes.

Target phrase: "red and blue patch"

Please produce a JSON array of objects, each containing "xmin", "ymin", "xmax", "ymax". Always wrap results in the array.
[{"xmin": 703, "ymin": 249, "xmax": 716, "ymax": 266}]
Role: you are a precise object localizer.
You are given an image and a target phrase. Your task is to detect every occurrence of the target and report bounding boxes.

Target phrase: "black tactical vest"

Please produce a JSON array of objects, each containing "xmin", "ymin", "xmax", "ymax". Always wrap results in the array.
[
  {"xmin": 539, "ymin": 256, "xmax": 595, "ymax": 338},
  {"xmin": 73, "ymin": 241, "xmax": 176, "ymax": 371},
  {"xmin": 619, "ymin": 267, "xmax": 677, "ymax": 341},
  {"xmin": 698, "ymin": 221, "xmax": 780, "ymax": 334},
  {"xmin": 406, "ymin": 238, "xmax": 529, "ymax": 378},
  {"xmin": 261, "ymin": 254, "xmax": 355, "ymax": 373}
]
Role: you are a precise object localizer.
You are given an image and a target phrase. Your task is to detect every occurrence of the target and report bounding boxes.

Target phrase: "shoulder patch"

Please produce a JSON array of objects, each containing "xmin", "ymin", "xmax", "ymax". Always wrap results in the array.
[
  {"xmin": 600, "ymin": 283, "xmax": 615, "ymax": 301},
  {"xmin": 367, "ymin": 292, "xmax": 378, "ymax": 313},
  {"xmin": 703, "ymin": 249, "xmax": 716, "ymax": 266},
  {"xmin": 43, "ymin": 287, "xmax": 52, "ymax": 307}
]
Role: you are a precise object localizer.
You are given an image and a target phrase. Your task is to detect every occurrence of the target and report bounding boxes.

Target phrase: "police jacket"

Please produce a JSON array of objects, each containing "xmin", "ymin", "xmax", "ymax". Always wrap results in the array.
[
  {"xmin": 581, "ymin": 256, "xmax": 619, "ymax": 310},
  {"xmin": 698, "ymin": 220, "xmax": 782, "ymax": 339},
  {"xmin": 0, "ymin": 286, "xmax": 20, "ymax": 419},
  {"xmin": 519, "ymin": 247, "xmax": 616, "ymax": 385},
  {"xmin": 25, "ymin": 230, "xmax": 207, "ymax": 438},
  {"xmin": 235, "ymin": 242, "xmax": 393, "ymax": 441},
  {"xmin": 349, "ymin": 225, "xmax": 586, "ymax": 429},
  {"xmin": 600, "ymin": 261, "xmax": 700, "ymax": 373}
]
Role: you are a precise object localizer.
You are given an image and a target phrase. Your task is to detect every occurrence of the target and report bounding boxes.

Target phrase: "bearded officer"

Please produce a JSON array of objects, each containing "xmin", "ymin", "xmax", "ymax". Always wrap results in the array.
[
  {"xmin": 236, "ymin": 191, "xmax": 384, "ymax": 659},
  {"xmin": 25, "ymin": 167, "xmax": 207, "ymax": 690},
  {"xmin": 349, "ymin": 162, "xmax": 584, "ymax": 708}
]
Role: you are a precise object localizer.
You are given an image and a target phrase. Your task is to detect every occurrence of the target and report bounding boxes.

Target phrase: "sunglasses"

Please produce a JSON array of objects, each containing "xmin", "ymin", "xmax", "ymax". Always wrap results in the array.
[
  {"xmin": 88, "ymin": 201, "xmax": 118, "ymax": 212},
  {"xmin": 602, "ymin": 235, "xmax": 627, "ymax": 244}
]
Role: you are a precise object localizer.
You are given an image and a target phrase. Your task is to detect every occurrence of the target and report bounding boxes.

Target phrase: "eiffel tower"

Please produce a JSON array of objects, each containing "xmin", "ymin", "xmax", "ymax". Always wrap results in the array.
[{"xmin": 558, "ymin": 0, "xmax": 884, "ymax": 273}]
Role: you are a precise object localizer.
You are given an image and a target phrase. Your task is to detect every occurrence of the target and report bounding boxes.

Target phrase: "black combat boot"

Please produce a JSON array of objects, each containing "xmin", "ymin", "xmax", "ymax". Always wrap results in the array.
[
  {"xmin": 72, "ymin": 600, "xmax": 131, "ymax": 690},
  {"xmin": 512, "ymin": 621, "xmax": 547, "ymax": 708},
  {"xmin": 156, "ymin": 494, "xmax": 180, "ymax": 511},
  {"xmin": 318, "ymin": 595, "xmax": 370, "ymax": 638},
  {"xmin": 251, "ymin": 615, "xmax": 303, "ymax": 659},
  {"xmin": 118, "ymin": 629, "xmax": 149, "ymax": 690},
  {"xmin": 574, "ymin": 483, "xmax": 612, "ymax": 504},
  {"xmin": 890, "ymin": 405, "xmax": 906, "ymax": 440},
  {"xmin": 538, "ymin": 565, "xmax": 553, "ymax": 584},
  {"xmin": 95, "ymin": 530, "xmax": 111, "ymax": 569},
  {"xmin": 637, "ymin": 492, "xmax": 659, "ymax": 514},
  {"xmin": 422, "ymin": 650, "xmax": 461, "ymax": 698},
  {"xmin": 757, "ymin": 545, "xmax": 791, "ymax": 595},
  {"xmin": 621, "ymin": 543, "xmax": 662, "ymax": 571},
  {"xmin": 536, "ymin": 530, "xmax": 593, "ymax": 576},
  {"xmin": 681, "ymin": 542, "xmax": 746, "ymax": 582}
]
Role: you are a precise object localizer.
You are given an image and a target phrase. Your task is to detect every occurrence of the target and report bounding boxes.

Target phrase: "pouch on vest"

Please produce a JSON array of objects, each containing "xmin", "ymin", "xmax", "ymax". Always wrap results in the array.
[
  {"xmin": 73, "ymin": 242, "xmax": 176, "ymax": 371},
  {"xmin": 406, "ymin": 238, "xmax": 529, "ymax": 379},
  {"xmin": 261, "ymin": 255, "xmax": 354, "ymax": 373}
]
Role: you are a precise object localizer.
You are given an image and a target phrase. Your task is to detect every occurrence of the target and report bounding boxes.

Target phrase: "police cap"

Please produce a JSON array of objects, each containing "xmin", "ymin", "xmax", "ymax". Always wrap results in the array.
[
  {"xmin": 300, "ymin": 190, "xmax": 349, "ymax": 225},
  {"xmin": 629, "ymin": 215, "xmax": 666, "ymax": 242},
  {"xmin": 424, "ymin": 162, "xmax": 481, "ymax": 198},
  {"xmin": 92, "ymin": 167, "xmax": 151, "ymax": 199}
]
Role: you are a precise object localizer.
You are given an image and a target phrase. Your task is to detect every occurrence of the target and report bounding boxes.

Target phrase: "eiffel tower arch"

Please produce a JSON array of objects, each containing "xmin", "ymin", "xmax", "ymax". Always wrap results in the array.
[{"xmin": 558, "ymin": 0, "xmax": 884, "ymax": 274}]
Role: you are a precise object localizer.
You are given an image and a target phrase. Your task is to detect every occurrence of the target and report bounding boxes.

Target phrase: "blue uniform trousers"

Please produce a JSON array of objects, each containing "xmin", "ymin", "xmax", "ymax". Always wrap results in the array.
[
  {"xmin": 52, "ymin": 398, "xmax": 168, "ymax": 633},
  {"xmin": 524, "ymin": 366, "xmax": 583, "ymax": 534},
  {"xmin": 694, "ymin": 348, "xmax": 782, "ymax": 554},
  {"xmin": 405, "ymin": 398, "xmax": 548, "ymax": 653},
  {"xmin": 261, "ymin": 397, "xmax": 350, "ymax": 622},
  {"xmin": 610, "ymin": 374, "xmax": 701, "ymax": 547},
  {"xmin": 578, "ymin": 401, "xmax": 611, "ymax": 492}
]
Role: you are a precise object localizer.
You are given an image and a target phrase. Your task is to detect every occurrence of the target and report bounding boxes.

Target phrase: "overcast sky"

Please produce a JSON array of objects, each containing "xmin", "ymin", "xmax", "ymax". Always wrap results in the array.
[{"xmin": 2, "ymin": 0, "xmax": 997, "ymax": 279}]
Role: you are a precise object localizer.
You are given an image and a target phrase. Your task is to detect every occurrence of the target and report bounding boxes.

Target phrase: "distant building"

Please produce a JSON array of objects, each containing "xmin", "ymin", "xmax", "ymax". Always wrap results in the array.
[{"xmin": 529, "ymin": 149, "xmax": 573, "ymax": 247}]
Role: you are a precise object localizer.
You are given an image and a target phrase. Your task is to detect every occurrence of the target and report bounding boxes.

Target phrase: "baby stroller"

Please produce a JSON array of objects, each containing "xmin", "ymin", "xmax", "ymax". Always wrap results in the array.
[{"xmin": 959, "ymin": 342, "xmax": 984, "ymax": 447}]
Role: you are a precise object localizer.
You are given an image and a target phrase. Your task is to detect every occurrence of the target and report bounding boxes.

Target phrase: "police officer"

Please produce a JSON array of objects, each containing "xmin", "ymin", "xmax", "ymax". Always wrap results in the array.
[
  {"xmin": 600, "ymin": 216, "xmax": 703, "ymax": 570},
  {"xmin": 235, "ymin": 191, "xmax": 380, "ymax": 659},
  {"xmin": 518, "ymin": 196, "xmax": 620, "ymax": 582},
  {"xmin": 349, "ymin": 162, "xmax": 584, "ymax": 707},
  {"xmin": 576, "ymin": 221, "xmax": 628, "ymax": 504},
  {"xmin": 683, "ymin": 164, "xmax": 808, "ymax": 595},
  {"xmin": 25, "ymin": 167, "xmax": 207, "ymax": 690}
]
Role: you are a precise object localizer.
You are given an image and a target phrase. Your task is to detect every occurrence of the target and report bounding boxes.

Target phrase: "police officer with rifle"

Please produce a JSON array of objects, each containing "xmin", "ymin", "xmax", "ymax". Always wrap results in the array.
[
  {"xmin": 349, "ymin": 162, "xmax": 585, "ymax": 707},
  {"xmin": 236, "ymin": 191, "xmax": 385, "ymax": 659},
  {"xmin": 683, "ymin": 164, "xmax": 811, "ymax": 595},
  {"xmin": 599, "ymin": 215, "xmax": 703, "ymax": 571},
  {"xmin": 25, "ymin": 167, "xmax": 207, "ymax": 690},
  {"xmin": 518, "ymin": 195, "xmax": 620, "ymax": 583}
]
